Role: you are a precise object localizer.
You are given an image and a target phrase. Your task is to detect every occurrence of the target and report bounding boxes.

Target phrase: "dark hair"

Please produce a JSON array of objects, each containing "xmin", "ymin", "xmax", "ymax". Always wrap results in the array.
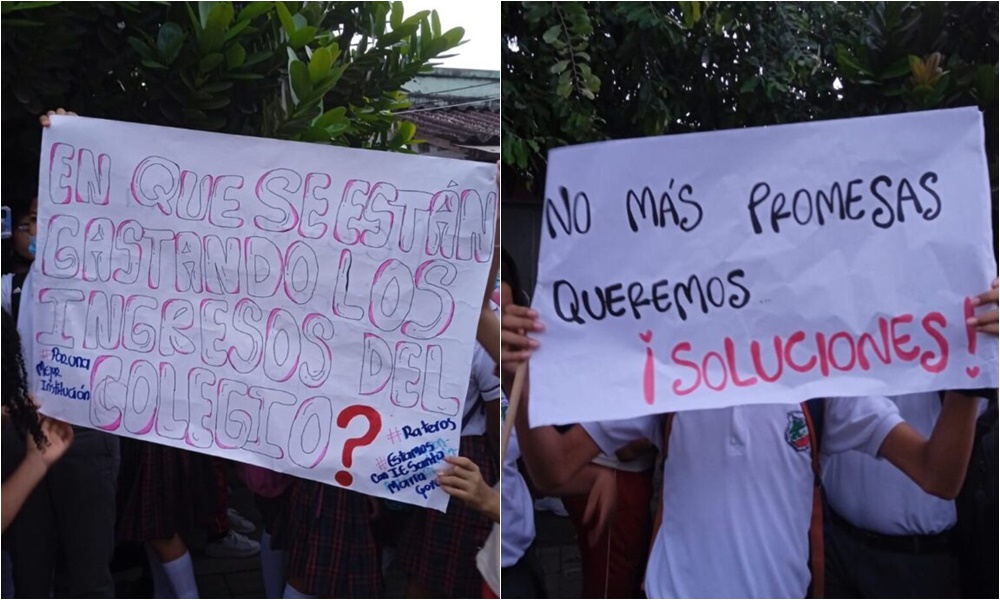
[
  {"xmin": 2, "ymin": 309, "xmax": 45, "ymax": 449},
  {"xmin": 500, "ymin": 248, "xmax": 529, "ymax": 307},
  {"xmin": 2, "ymin": 178, "xmax": 38, "ymax": 275}
]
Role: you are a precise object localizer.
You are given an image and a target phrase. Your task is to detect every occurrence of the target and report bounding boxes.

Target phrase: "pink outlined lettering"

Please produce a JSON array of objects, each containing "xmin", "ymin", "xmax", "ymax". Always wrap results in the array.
[
  {"xmin": 40, "ymin": 215, "xmax": 81, "ymax": 278},
  {"xmin": 75, "ymin": 148, "xmax": 111, "ymax": 205},
  {"xmin": 36, "ymin": 288, "xmax": 84, "ymax": 348},
  {"xmin": 174, "ymin": 231, "xmax": 204, "ymax": 293},
  {"xmin": 263, "ymin": 308, "xmax": 301, "ymax": 383},
  {"xmin": 82, "ymin": 218, "xmax": 115, "ymax": 282},
  {"xmin": 333, "ymin": 179, "xmax": 368, "ymax": 245},
  {"xmin": 159, "ymin": 299, "xmax": 196, "ymax": 356},
  {"xmin": 368, "ymin": 259, "xmax": 414, "ymax": 332},
  {"xmin": 123, "ymin": 360, "xmax": 158, "ymax": 435},
  {"xmin": 204, "ymin": 235, "xmax": 241, "ymax": 295},
  {"xmin": 83, "ymin": 291, "xmax": 124, "ymax": 350},
  {"xmin": 229, "ymin": 298, "xmax": 264, "ymax": 374},
  {"xmin": 176, "ymin": 171, "xmax": 212, "ymax": 221},
  {"xmin": 456, "ymin": 189, "xmax": 497, "ymax": 263},
  {"xmin": 299, "ymin": 313, "xmax": 334, "ymax": 389},
  {"xmin": 200, "ymin": 299, "xmax": 229, "ymax": 367},
  {"xmin": 112, "ymin": 220, "xmax": 143, "ymax": 285},
  {"xmin": 154, "ymin": 362, "xmax": 188, "ymax": 440},
  {"xmin": 245, "ymin": 237, "xmax": 283, "ymax": 298},
  {"xmin": 245, "ymin": 386, "xmax": 297, "ymax": 459},
  {"xmin": 184, "ymin": 367, "xmax": 216, "ymax": 449},
  {"xmin": 420, "ymin": 345, "xmax": 459, "ymax": 416},
  {"xmin": 208, "ymin": 175, "xmax": 245, "ymax": 228},
  {"xmin": 331, "ymin": 249, "xmax": 364, "ymax": 321},
  {"xmin": 48, "ymin": 142, "xmax": 75, "ymax": 205},
  {"xmin": 282, "ymin": 241, "xmax": 318, "ymax": 305},
  {"xmin": 360, "ymin": 333, "xmax": 392, "ymax": 395},
  {"xmin": 391, "ymin": 190, "xmax": 433, "ymax": 254},
  {"xmin": 122, "ymin": 295, "xmax": 158, "ymax": 353},
  {"xmin": 131, "ymin": 156, "xmax": 180, "ymax": 215},
  {"xmin": 254, "ymin": 168, "xmax": 301, "ymax": 232},
  {"xmin": 402, "ymin": 259, "xmax": 456, "ymax": 339},
  {"xmin": 142, "ymin": 228, "xmax": 176, "ymax": 291},
  {"xmin": 390, "ymin": 341, "xmax": 422, "ymax": 408},
  {"xmin": 215, "ymin": 379, "xmax": 254, "ymax": 450},
  {"xmin": 300, "ymin": 173, "xmax": 332, "ymax": 239},
  {"xmin": 89, "ymin": 355, "xmax": 124, "ymax": 431},
  {"xmin": 424, "ymin": 190, "xmax": 458, "ymax": 259},
  {"xmin": 357, "ymin": 182, "xmax": 397, "ymax": 249},
  {"xmin": 288, "ymin": 395, "xmax": 333, "ymax": 469}
]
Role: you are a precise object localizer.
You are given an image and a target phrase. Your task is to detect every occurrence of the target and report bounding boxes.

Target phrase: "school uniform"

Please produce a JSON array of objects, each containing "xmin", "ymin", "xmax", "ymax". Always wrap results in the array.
[
  {"xmin": 582, "ymin": 398, "xmax": 903, "ymax": 599},
  {"xmin": 280, "ymin": 479, "xmax": 382, "ymax": 597},
  {"xmin": 398, "ymin": 343, "xmax": 502, "ymax": 597},
  {"xmin": 821, "ymin": 392, "xmax": 978, "ymax": 598},
  {"xmin": 563, "ymin": 450, "xmax": 653, "ymax": 599}
]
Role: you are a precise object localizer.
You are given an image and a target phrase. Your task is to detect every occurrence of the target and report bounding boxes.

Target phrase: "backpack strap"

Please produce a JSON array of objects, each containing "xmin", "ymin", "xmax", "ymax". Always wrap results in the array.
[{"xmin": 802, "ymin": 398, "xmax": 825, "ymax": 599}]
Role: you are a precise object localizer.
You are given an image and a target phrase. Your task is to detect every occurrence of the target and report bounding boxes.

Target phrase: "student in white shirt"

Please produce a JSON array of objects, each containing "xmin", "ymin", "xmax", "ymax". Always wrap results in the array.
[{"xmin": 501, "ymin": 292, "xmax": 993, "ymax": 598}]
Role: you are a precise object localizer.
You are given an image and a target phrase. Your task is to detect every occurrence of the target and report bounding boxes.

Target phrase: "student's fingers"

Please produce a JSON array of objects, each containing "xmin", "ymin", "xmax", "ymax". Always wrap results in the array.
[
  {"xmin": 437, "ymin": 474, "xmax": 473, "ymax": 494},
  {"xmin": 974, "ymin": 309, "xmax": 999, "ymax": 335},
  {"xmin": 500, "ymin": 327, "xmax": 539, "ymax": 351},
  {"xmin": 443, "ymin": 455, "xmax": 477, "ymax": 472},
  {"xmin": 502, "ymin": 305, "xmax": 544, "ymax": 333},
  {"xmin": 970, "ymin": 285, "xmax": 999, "ymax": 307}
]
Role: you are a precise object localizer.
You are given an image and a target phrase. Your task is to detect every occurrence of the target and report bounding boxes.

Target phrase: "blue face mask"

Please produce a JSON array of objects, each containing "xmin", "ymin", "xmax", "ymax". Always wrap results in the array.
[{"xmin": 27, "ymin": 236, "xmax": 36, "ymax": 256}]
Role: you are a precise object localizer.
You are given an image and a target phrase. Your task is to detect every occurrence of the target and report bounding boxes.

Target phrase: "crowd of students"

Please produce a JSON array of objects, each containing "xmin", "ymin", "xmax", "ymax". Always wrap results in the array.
[
  {"xmin": 498, "ymin": 243, "xmax": 999, "ymax": 599},
  {"xmin": 1, "ymin": 109, "xmax": 507, "ymax": 600}
]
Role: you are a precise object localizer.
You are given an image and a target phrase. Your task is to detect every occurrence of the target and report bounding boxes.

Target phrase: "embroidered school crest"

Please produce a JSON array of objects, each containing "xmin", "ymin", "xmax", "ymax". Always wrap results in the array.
[{"xmin": 785, "ymin": 411, "xmax": 810, "ymax": 452}]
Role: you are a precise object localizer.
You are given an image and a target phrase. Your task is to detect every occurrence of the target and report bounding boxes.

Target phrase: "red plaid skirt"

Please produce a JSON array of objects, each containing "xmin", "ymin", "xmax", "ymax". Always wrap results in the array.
[
  {"xmin": 116, "ymin": 439, "xmax": 217, "ymax": 542},
  {"xmin": 281, "ymin": 479, "xmax": 381, "ymax": 597},
  {"xmin": 398, "ymin": 434, "xmax": 498, "ymax": 597}
]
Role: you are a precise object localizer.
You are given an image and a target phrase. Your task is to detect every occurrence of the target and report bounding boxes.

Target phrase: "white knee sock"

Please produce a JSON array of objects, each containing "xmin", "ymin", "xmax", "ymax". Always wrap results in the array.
[
  {"xmin": 260, "ymin": 531, "xmax": 287, "ymax": 599},
  {"xmin": 144, "ymin": 544, "xmax": 173, "ymax": 599},
  {"xmin": 283, "ymin": 583, "xmax": 317, "ymax": 599},
  {"xmin": 161, "ymin": 551, "xmax": 200, "ymax": 599}
]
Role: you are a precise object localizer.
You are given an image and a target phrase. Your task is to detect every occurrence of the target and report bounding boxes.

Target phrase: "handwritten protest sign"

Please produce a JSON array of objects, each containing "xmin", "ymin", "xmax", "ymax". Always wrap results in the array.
[
  {"xmin": 27, "ymin": 116, "xmax": 496, "ymax": 510},
  {"xmin": 530, "ymin": 108, "xmax": 998, "ymax": 427}
]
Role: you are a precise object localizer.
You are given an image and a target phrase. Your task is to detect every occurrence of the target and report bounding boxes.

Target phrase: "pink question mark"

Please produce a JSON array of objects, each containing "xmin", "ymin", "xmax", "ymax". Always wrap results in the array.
[{"xmin": 334, "ymin": 405, "xmax": 383, "ymax": 487}]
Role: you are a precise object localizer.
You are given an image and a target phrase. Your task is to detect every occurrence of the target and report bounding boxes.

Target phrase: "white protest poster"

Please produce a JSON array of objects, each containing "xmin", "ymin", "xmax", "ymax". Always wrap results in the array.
[
  {"xmin": 28, "ymin": 115, "xmax": 496, "ymax": 511},
  {"xmin": 530, "ymin": 107, "xmax": 998, "ymax": 427}
]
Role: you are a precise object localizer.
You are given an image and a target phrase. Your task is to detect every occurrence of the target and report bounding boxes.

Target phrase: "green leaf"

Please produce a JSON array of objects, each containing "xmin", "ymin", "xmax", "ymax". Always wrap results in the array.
[
  {"xmin": 156, "ymin": 22, "xmax": 186, "ymax": 64},
  {"xmin": 275, "ymin": 1, "xmax": 296, "ymax": 35},
  {"xmin": 199, "ymin": 24, "xmax": 225, "ymax": 53},
  {"xmin": 224, "ymin": 18, "xmax": 252, "ymax": 41},
  {"xmin": 244, "ymin": 50, "xmax": 273, "ymax": 66},
  {"xmin": 431, "ymin": 9, "xmax": 441, "ymax": 36},
  {"xmin": 390, "ymin": 1, "xmax": 403, "ymax": 29},
  {"xmin": 225, "ymin": 43, "xmax": 246, "ymax": 68},
  {"xmin": 198, "ymin": 1, "xmax": 218, "ymax": 28},
  {"xmin": 303, "ymin": 126, "xmax": 331, "ymax": 142},
  {"xmin": 199, "ymin": 52, "xmax": 225, "ymax": 72},
  {"xmin": 309, "ymin": 46, "xmax": 332, "ymax": 83},
  {"xmin": 289, "ymin": 25, "xmax": 316, "ymax": 49},
  {"xmin": 315, "ymin": 106, "xmax": 347, "ymax": 128},
  {"xmin": 542, "ymin": 24, "xmax": 561, "ymax": 44},
  {"xmin": 550, "ymin": 59, "xmax": 569, "ymax": 74},
  {"xmin": 289, "ymin": 59, "xmax": 312, "ymax": 99},
  {"xmin": 205, "ymin": 1, "xmax": 234, "ymax": 30},
  {"xmin": 128, "ymin": 36, "xmax": 156, "ymax": 61},
  {"xmin": 238, "ymin": 1, "xmax": 272, "ymax": 22},
  {"xmin": 141, "ymin": 58, "xmax": 168, "ymax": 70}
]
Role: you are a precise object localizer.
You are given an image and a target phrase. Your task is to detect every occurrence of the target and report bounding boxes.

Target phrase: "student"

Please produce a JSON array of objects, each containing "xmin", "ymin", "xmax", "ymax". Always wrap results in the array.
[
  {"xmin": 2, "ymin": 309, "xmax": 74, "ymax": 598},
  {"xmin": 5, "ymin": 110, "xmax": 123, "ymax": 598},
  {"xmin": 501, "ymin": 287, "xmax": 995, "ymax": 598}
]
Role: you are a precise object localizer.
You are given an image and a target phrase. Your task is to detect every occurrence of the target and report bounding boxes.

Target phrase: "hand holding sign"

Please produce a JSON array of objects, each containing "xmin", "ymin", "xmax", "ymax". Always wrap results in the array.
[{"xmin": 968, "ymin": 278, "xmax": 999, "ymax": 335}]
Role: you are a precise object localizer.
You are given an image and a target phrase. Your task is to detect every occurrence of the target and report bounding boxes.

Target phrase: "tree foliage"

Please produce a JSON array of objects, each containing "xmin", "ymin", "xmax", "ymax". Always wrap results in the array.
[
  {"xmin": 502, "ymin": 2, "xmax": 999, "ymax": 192},
  {"xmin": 1, "ymin": 1, "xmax": 465, "ymax": 182}
]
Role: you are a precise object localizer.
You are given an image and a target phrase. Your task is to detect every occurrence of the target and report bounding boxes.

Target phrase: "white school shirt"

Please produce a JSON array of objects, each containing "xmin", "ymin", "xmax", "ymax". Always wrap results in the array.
[
  {"xmin": 583, "ymin": 399, "xmax": 903, "ymax": 599},
  {"xmin": 461, "ymin": 342, "xmax": 502, "ymax": 436},
  {"xmin": 822, "ymin": 392, "xmax": 984, "ymax": 535}
]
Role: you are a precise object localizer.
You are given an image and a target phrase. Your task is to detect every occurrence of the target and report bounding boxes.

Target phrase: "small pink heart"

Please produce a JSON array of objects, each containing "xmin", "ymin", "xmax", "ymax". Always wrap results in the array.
[
  {"xmin": 639, "ymin": 330, "xmax": 653, "ymax": 344},
  {"xmin": 966, "ymin": 366, "xmax": 981, "ymax": 379}
]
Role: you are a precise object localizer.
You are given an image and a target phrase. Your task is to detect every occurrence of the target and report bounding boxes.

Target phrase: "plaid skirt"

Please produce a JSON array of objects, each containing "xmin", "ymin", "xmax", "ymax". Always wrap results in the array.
[
  {"xmin": 398, "ymin": 434, "xmax": 499, "ymax": 598},
  {"xmin": 281, "ymin": 479, "xmax": 381, "ymax": 597},
  {"xmin": 116, "ymin": 439, "xmax": 217, "ymax": 542}
]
